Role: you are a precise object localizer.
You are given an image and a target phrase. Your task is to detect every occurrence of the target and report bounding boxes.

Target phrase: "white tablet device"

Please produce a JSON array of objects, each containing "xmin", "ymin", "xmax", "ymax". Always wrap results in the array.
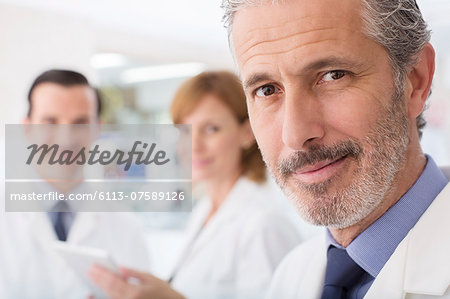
[{"xmin": 53, "ymin": 241, "xmax": 121, "ymax": 298}]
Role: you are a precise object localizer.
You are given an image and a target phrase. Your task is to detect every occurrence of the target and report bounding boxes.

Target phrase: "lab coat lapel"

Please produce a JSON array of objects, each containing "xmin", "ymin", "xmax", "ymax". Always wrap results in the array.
[
  {"xmin": 186, "ymin": 178, "xmax": 248, "ymax": 261},
  {"xmin": 27, "ymin": 211, "xmax": 100, "ymax": 246},
  {"xmin": 403, "ymin": 182, "xmax": 450, "ymax": 296},
  {"xmin": 25, "ymin": 182, "xmax": 96, "ymax": 245},
  {"xmin": 65, "ymin": 183, "xmax": 101, "ymax": 244},
  {"xmin": 365, "ymin": 183, "xmax": 450, "ymax": 298},
  {"xmin": 28, "ymin": 212, "xmax": 58, "ymax": 248},
  {"xmin": 297, "ymin": 237, "xmax": 327, "ymax": 299},
  {"xmin": 25, "ymin": 181, "xmax": 61, "ymax": 246},
  {"xmin": 364, "ymin": 235, "xmax": 408, "ymax": 299},
  {"xmin": 68, "ymin": 212, "xmax": 100, "ymax": 244}
]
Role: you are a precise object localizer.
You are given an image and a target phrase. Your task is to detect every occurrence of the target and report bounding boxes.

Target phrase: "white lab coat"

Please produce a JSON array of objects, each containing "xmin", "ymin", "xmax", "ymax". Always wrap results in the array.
[
  {"xmin": 266, "ymin": 182, "xmax": 450, "ymax": 299},
  {"xmin": 0, "ymin": 210, "xmax": 150, "ymax": 298},
  {"xmin": 170, "ymin": 177, "xmax": 302, "ymax": 299}
]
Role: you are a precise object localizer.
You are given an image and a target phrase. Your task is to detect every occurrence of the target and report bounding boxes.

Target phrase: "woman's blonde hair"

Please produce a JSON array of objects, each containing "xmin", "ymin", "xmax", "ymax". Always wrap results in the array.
[{"xmin": 171, "ymin": 71, "xmax": 266, "ymax": 183}]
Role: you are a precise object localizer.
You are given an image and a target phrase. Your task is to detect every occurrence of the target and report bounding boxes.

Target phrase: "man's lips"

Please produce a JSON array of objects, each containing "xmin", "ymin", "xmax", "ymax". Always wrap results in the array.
[
  {"xmin": 295, "ymin": 156, "xmax": 347, "ymax": 174},
  {"xmin": 292, "ymin": 155, "xmax": 349, "ymax": 184}
]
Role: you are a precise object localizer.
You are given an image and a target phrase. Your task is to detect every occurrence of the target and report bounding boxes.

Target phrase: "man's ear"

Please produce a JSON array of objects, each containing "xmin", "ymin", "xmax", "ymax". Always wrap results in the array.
[
  {"xmin": 240, "ymin": 119, "xmax": 255, "ymax": 149},
  {"xmin": 406, "ymin": 43, "xmax": 435, "ymax": 119}
]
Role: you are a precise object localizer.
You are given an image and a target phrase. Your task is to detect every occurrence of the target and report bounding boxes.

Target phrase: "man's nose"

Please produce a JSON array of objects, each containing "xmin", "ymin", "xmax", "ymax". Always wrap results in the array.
[{"xmin": 281, "ymin": 89, "xmax": 325, "ymax": 150}]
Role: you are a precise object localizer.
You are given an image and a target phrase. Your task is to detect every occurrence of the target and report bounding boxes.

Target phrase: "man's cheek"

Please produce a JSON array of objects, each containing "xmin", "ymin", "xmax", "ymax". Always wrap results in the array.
[
  {"xmin": 255, "ymin": 134, "xmax": 278, "ymax": 167},
  {"xmin": 250, "ymin": 110, "xmax": 280, "ymax": 153}
]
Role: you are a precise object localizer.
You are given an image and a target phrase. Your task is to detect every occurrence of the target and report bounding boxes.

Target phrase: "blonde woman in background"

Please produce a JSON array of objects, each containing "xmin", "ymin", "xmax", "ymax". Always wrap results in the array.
[{"xmin": 89, "ymin": 71, "xmax": 302, "ymax": 299}]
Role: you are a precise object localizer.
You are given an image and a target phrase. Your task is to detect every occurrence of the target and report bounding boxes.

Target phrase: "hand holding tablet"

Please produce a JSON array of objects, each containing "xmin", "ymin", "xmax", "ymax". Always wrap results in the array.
[{"xmin": 53, "ymin": 241, "xmax": 121, "ymax": 298}]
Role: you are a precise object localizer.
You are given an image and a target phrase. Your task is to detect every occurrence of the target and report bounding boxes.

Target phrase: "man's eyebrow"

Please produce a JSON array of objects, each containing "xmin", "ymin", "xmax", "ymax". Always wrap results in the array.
[
  {"xmin": 243, "ymin": 73, "xmax": 272, "ymax": 91},
  {"xmin": 302, "ymin": 57, "xmax": 364, "ymax": 73}
]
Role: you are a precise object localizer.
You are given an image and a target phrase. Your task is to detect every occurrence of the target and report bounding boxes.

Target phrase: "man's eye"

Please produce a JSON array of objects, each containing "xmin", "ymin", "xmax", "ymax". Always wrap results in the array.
[
  {"xmin": 255, "ymin": 84, "xmax": 280, "ymax": 97},
  {"xmin": 321, "ymin": 70, "xmax": 347, "ymax": 83}
]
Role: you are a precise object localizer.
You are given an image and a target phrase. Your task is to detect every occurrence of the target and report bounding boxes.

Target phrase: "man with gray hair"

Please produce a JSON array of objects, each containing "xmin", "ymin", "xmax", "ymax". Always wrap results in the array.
[
  {"xmin": 86, "ymin": 1, "xmax": 448, "ymax": 298},
  {"xmin": 223, "ymin": 0, "xmax": 450, "ymax": 298}
]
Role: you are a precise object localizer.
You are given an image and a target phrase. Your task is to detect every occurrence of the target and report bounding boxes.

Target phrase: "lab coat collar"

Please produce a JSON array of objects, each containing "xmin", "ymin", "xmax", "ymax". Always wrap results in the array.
[
  {"xmin": 26, "ymin": 181, "xmax": 100, "ymax": 244},
  {"xmin": 186, "ymin": 177, "xmax": 260, "ymax": 261},
  {"xmin": 298, "ymin": 235, "xmax": 328, "ymax": 298},
  {"xmin": 365, "ymin": 182, "xmax": 450, "ymax": 298},
  {"xmin": 68, "ymin": 212, "xmax": 101, "ymax": 244},
  {"xmin": 403, "ymin": 182, "xmax": 450, "ymax": 295},
  {"xmin": 27, "ymin": 210, "xmax": 101, "ymax": 245},
  {"xmin": 208, "ymin": 176, "xmax": 257, "ymax": 219},
  {"xmin": 27, "ymin": 212, "xmax": 58, "ymax": 248}
]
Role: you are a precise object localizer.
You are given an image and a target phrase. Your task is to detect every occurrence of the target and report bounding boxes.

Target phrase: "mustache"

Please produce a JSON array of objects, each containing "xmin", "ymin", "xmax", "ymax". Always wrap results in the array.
[{"xmin": 277, "ymin": 140, "xmax": 362, "ymax": 176}]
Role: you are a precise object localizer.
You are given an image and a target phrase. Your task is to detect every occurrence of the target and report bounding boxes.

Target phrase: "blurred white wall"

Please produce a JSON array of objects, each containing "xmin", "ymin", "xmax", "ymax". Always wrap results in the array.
[
  {"xmin": 0, "ymin": 4, "xmax": 96, "ymax": 129},
  {"xmin": 0, "ymin": 0, "xmax": 235, "ymax": 130},
  {"xmin": 417, "ymin": 0, "xmax": 450, "ymax": 166}
]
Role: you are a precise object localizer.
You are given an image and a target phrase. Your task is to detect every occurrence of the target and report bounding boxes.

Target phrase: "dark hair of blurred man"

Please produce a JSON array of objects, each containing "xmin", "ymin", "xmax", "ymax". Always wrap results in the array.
[{"xmin": 25, "ymin": 69, "xmax": 101, "ymax": 124}]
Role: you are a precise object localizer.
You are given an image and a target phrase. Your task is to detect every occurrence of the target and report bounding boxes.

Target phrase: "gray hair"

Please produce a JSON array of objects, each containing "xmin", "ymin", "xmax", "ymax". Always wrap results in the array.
[{"xmin": 221, "ymin": 0, "xmax": 431, "ymax": 139}]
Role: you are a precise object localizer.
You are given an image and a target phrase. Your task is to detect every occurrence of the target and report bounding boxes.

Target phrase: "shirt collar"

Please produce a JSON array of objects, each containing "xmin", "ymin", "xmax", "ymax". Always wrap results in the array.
[{"xmin": 326, "ymin": 155, "xmax": 448, "ymax": 277}]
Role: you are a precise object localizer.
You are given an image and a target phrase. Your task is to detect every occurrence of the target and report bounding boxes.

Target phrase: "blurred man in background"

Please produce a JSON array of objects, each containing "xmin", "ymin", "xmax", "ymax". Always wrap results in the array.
[{"xmin": 0, "ymin": 69, "xmax": 150, "ymax": 298}]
